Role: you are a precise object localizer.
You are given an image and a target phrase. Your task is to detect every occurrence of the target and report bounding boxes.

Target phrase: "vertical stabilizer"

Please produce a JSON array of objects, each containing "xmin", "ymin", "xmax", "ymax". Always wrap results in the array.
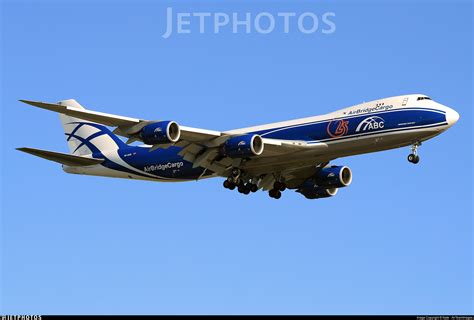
[{"xmin": 58, "ymin": 99, "xmax": 126, "ymax": 156}]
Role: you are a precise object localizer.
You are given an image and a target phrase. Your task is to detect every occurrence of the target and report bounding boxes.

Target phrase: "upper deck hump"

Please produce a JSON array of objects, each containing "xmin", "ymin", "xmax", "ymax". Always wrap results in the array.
[{"xmin": 225, "ymin": 94, "xmax": 427, "ymax": 135}]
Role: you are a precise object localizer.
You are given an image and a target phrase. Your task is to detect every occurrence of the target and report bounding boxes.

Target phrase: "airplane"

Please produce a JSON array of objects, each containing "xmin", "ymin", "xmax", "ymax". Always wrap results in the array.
[{"xmin": 17, "ymin": 94, "xmax": 459, "ymax": 200}]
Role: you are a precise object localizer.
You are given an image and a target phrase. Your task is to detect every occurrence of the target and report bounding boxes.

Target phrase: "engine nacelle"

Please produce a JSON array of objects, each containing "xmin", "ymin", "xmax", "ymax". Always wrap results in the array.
[
  {"xmin": 222, "ymin": 134, "xmax": 264, "ymax": 158},
  {"xmin": 297, "ymin": 180, "xmax": 338, "ymax": 199},
  {"xmin": 315, "ymin": 166, "xmax": 352, "ymax": 188},
  {"xmin": 139, "ymin": 121, "xmax": 181, "ymax": 145}
]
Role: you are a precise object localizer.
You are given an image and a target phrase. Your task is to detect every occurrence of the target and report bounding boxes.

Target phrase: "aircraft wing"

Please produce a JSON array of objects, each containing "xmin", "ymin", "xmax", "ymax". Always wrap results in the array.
[
  {"xmin": 19, "ymin": 100, "xmax": 221, "ymax": 143},
  {"xmin": 20, "ymin": 99, "xmax": 328, "ymax": 177}
]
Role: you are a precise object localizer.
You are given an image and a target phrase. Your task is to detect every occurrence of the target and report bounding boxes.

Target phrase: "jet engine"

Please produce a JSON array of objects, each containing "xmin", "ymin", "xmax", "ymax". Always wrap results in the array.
[
  {"xmin": 297, "ymin": 180, "xmax": 339, "ymax": 199},
  {"xmin": 315, "ymin": 165, "xmax": 352, "ymax": 188},
  {"xmin": 222, "ymin": 134, "xmax": 264, "ymax": 158},
  {"xmin": 295, "ymin": 165, "xmax": 352, "ymax": 199},
  {"xmin": 139, "ymin": 121, "xmax": 181, "ymax": 145}
]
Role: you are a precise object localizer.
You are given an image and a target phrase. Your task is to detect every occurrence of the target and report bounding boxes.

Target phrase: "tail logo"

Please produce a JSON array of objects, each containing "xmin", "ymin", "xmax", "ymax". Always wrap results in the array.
[{"xmin": 64, "ymin": 122, "xmax": 125, "ymax": 154}]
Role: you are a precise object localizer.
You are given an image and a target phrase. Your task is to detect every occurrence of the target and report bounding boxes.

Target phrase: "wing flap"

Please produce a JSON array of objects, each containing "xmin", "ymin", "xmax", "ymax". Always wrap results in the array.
[
  {"xmin": 179, "ymin": 125, "xmax": 222, "ymax": 142},
  {"xmin": 17, "ymin": 147, "xmax": 104, "ymax": 166},
  {"xmin": 262, "ymin": 138, "xmax": 328, "ymax": 155}
]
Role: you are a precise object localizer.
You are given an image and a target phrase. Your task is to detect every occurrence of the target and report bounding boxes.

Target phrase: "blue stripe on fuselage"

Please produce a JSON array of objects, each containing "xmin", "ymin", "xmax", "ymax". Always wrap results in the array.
[{"xmin": 250, "ymin": 108, "xmax": 447, "ymax": 142}]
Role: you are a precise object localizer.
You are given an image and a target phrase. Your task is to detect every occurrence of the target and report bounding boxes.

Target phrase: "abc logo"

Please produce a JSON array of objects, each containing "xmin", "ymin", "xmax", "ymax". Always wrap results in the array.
[
  {"xmin": 366, "ymin": 121, "xmax": 384, "ymax": 130},
  {"xmin": 356, "ymin": 116, "xmax": 385, "ymax": 132}
]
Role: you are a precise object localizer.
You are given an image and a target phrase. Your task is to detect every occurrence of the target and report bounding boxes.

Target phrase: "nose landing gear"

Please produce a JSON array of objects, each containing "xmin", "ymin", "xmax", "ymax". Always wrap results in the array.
[{"xmin": 408, "ymin": 142, "xmax": 421, "ymax": 164}]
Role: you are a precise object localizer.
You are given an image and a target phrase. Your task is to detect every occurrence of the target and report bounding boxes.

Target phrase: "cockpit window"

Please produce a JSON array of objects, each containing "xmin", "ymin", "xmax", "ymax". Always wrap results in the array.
[{"xmin": 417, "ymin": 96, "xmax": 432, "ymax": 101}]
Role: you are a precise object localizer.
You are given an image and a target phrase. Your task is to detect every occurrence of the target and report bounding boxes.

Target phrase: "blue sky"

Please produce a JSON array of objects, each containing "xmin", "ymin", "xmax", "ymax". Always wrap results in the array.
[{"xmin": 1, "ymin": 0, "xmax": 472, "ymax": 315}]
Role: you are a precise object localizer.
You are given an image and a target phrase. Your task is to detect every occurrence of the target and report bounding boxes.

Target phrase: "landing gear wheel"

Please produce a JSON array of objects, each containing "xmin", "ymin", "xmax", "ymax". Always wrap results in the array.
[
  {"xmin": 249, "ymin": 183, "xmax": 258, "ymax": 192},
  {"xmin": 408, "ymin": 154, "xmax": 420, "ymax": 164},
  {"xmin": 238, "ymin": 183, "xmax": 250, "ymax": 195},
  {"xmin": 408, "ymin": 141, "xmax": 421, "ymax": 164},
  {"xmin": 412, "ymin": 155, "xmax": 420, "ymax": 164},
  {"xmin": 223, "ymin": 180, "xmax": 236, "ymax": 189},
  {"xmin": 269, "ymin": 189, "xmax": 282, "ymax": 199}
]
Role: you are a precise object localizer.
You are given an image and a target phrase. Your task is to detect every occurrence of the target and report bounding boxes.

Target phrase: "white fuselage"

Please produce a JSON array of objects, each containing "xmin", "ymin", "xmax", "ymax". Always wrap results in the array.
[{"xmin": 64, "ymin": 94, "xmax": 459, "ymax": 181}]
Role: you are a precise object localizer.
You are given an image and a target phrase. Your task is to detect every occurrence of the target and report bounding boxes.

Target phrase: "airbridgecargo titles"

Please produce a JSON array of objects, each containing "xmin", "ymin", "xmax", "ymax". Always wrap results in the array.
[
  {"xmin": 144, "ymin": 162, "xmax": 185, "ymax": 173},
  {"xmin": 347, "ymin": 104, "xmax": 394, "ymax": 115},
  {"xmin": 18, "ymin": 94, "xmax": 459, "ymax": 200}
]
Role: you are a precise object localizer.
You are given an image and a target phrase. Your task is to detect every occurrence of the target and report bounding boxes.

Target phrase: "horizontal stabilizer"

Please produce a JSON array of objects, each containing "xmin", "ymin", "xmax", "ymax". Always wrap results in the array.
[{"xmin": 17, "ymin": 147, "xmax": 103, "ymax": 166}]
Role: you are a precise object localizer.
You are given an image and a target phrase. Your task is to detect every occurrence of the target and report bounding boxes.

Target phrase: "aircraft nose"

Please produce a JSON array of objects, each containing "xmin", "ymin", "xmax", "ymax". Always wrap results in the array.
[{"xmin": 445, "ymin": 107, "xmax": 460, "ymax": 126}]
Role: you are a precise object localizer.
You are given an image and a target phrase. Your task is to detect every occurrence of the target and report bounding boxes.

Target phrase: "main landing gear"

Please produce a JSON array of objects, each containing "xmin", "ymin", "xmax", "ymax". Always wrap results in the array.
[
  {"xmin": 223, "ymin": 179, "xmax": 259, "ymax": 194},
  {"xmin": 223, "ymin": 168, "xmax": 287, "ymax": 199},
  {"xmin": 222, "ymin": 168, "xmax": 258, "ymax": 195},
  {"xmin": 269, "ymin": 181, "xmax": 286, "ymax": 199},
  {"xmin": 408, "ymin": 142, "xmax": 421, "ymax": 164}
]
